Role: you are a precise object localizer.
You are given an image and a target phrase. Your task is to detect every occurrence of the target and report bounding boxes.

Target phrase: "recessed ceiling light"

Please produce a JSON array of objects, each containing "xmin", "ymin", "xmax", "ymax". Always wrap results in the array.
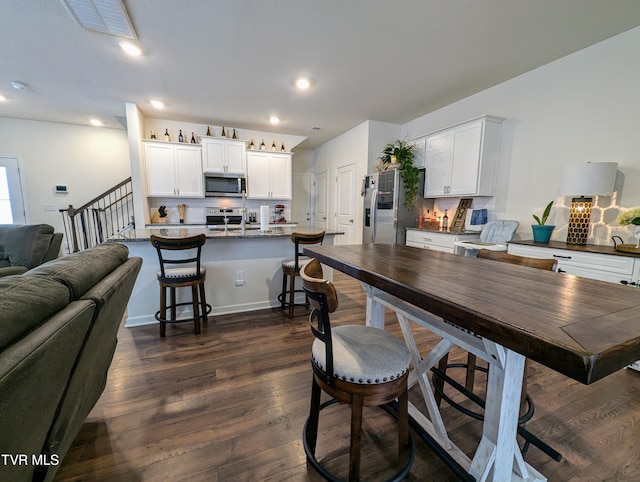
[
  {"xmin": 150, "ymin": 99, "xmax": 164, "ymax": 109},
  {"xmin": 119, "ymin": 41, "xmax": 142, "ymax": 57},
  {"xmin": 11, "ymin": 81, "xmax": 30, "ymax": 91},
  {"xmin": 0, "ymin": 94, "xmax": 6, "ymax": 102},
  {"xmin": 270, "ymin": 116, "xmax": 281, "ymax": 124},
  {"xmin": 296, "ymin": 78, "xmax": 311, "ymax": 90},
  {"xmin": 89, "ymin": 119, "xmax": 103, "ymax": 127}
]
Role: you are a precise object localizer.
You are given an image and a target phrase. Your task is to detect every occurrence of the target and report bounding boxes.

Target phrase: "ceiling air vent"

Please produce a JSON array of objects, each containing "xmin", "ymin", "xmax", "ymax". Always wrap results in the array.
[
  {"xmin": 308, "ymin": 127, "xmax": 321, "ymax": 132},
  {"xmin": 61, "ymin": 0, "xmax": 137, "ymax": 39}
]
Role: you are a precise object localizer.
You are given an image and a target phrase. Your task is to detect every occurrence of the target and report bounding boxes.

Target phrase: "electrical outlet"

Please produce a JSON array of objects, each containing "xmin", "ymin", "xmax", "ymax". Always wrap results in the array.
[
  {"xmin": 235, "ymin": 271, "xmax": 244, "ymax": 286},
  {"xmin": 42, "ymin": 204, "xmax": 56, "ymax": 212}
]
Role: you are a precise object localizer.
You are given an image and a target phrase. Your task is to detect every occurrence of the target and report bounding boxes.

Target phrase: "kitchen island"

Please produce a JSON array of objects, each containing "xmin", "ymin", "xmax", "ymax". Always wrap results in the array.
[{"xmin": 114, "ymin": 227, "xmax": 342, "ymax": 327}]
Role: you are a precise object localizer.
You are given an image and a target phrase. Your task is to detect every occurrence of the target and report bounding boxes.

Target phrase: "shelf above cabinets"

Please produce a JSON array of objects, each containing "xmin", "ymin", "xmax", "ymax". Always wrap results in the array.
[{"xmin": 424, "ymin": 115, "xmax": 504, "ymax": 198}]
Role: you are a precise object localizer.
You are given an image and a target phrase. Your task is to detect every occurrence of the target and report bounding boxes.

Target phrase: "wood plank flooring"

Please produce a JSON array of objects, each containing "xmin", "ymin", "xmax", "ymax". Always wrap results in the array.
[{"xmin": 55, "ymin": 271, "xmax": 640, "ymax": 481}]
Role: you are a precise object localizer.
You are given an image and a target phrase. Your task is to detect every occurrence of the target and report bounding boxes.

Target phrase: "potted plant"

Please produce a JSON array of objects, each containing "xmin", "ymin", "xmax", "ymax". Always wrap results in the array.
[
  {"xmin": 531, "ymin": 201, "xmax": 555, "ymax": 243},
  {"xmin": 379, "ymin": 138, "xmax": 419, "ymax": 209}
]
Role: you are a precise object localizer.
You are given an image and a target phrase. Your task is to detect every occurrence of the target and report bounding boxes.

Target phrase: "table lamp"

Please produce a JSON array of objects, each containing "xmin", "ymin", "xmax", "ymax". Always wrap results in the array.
[{"xmin": 559, "ymin": 162, "xmax": 617, "ymax": 245}]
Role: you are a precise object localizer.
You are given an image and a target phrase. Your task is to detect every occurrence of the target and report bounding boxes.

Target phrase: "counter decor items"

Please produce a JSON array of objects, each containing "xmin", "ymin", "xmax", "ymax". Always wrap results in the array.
[
  {"xmin": 151, "ymin": 205, "xmax": 168, "ymax": 223},
  {"xmin": 614, "ymin": 207, "xmax": 640, "ymax": 251},
  {"xmin": 260, "ymin": 204, "xmax": 270, "ymax": 232},
  {"xmin": 378, "ymin": 138, "xmax": 419, "ymax": 208},
  {"xmin": 449, "ymin": 198, "xmax": 473, "ymax": 232},
  {"xmin": 531, "ymin": 200, "xmax": 555, "ymax": 243},
  {"xmin": 177, "ymin": 204, "xmax": 187, "ymax": 224}
]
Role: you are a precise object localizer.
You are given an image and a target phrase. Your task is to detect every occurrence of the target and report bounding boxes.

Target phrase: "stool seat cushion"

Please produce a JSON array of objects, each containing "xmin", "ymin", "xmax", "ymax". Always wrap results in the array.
[
  {"xmin": 282, "ymin": 256, "xmax": 312, "ymax": 269},
  {"xmin": 312, "ymin": 325, "xmax": 410, "ymax": 384},
  {"xmin": 157, "ymin": 266, "xmax": 206, "ymax": 280}
]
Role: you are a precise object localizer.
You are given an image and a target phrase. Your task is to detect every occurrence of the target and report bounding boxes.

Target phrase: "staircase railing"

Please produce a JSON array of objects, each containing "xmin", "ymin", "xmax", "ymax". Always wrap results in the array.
[{"xmin": 60, "ymin": 177, "xmax": 134, "ymax": 253}]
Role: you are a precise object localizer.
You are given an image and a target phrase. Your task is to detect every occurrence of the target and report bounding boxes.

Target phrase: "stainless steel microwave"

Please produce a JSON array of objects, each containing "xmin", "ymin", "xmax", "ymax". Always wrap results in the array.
[{"xmin": 204, "ymin": 174, "xmax": 246, "ymax": 197}]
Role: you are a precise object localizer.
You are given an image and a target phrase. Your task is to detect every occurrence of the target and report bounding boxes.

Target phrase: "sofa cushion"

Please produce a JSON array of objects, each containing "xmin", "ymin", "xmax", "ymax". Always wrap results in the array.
[
  {"xmin": 0, "ymin": 276, "xmax": 71, "ymax": 351},
  {"xmin": 0, "ymin": 223, "xmax": 55, "ymax": 269},
  {"xmin": 27, "ymin": 242, "xmax": 130, "ymax": 300}
]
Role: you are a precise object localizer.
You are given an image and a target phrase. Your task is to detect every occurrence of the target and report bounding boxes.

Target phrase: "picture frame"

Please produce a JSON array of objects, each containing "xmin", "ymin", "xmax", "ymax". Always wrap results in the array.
[{"xmin": 449, "ymin": 198, "xmax": 473, "ymax": 232}]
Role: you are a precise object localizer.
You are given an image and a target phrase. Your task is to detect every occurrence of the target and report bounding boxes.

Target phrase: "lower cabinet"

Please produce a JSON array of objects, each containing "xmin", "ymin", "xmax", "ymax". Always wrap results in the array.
[
  {"xmin": 406, "ymin": 229, "xmax": 480, "ymax": 253},
  {"xmin": 507, "ymin": 241, "xmax": 640, "ymax": 286}
]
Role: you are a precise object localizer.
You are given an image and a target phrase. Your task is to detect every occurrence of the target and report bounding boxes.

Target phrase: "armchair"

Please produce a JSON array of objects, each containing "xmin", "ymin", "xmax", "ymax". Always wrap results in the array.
[{"xmin": 0, "ymin": 224, "xmax": 63, "ymax": 277}]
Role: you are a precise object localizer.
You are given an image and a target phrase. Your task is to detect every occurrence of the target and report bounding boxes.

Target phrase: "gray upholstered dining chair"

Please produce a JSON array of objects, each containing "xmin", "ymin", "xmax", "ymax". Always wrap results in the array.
[{"xmin": 300, "ymin": 257, "xmax": 413, "ymax": 481}]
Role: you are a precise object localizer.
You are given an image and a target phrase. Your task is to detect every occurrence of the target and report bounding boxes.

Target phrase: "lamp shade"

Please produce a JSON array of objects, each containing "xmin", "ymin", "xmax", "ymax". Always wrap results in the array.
[{"xmin": 559, "ymin": 162, "xmax": 617, "ymax": 196}]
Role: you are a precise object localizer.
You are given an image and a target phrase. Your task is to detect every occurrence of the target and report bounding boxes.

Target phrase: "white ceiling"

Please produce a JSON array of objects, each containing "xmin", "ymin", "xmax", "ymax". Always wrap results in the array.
[{"xmin": 2, "ymin": 1, "xmax": 640, "ymax": 149}]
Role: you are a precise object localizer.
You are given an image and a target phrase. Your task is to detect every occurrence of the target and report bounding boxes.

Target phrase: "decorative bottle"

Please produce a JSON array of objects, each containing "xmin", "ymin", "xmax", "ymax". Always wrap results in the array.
[
  {"xmin": 442, "ymin": 210, "xmax": 449, "ymax": 230},
  {"xmin": 150, "ymin": 129, "xmax": 156, "ymax": 139},
  {"xmin": 260, "ymin": 139, "xmax": 266, "ymax": 150},
  {"xmin": 206, "ymin": 126, "xmax": 212, "ymax": 136},
  {"xmin": 163, "ymin": 129, "xmax": 170, "ymax": 141},
  {"xmin": 249, "ymin": 139, "xmax": 255, "ymax": 149},
  {"xmin": 271, "ymin": 140, "xmax": 276, "ymax": 151},
  {"xmin": 280, "ymin": 141, "xmax": 285, "ymax": 152},
  {"xmin": 232, "ymin": 129, "xmax": 238, "ymax": 139},
  {"xmin": 178, "ymin": 129, "xmax": 184, "ymax": 142},
  {"xmin": 221, "ymin": 126, "xmax": 227, "ymax": 137},
  {"xmin": 191, "ymin": 132, "xmax": 196, "ymax": 144}
]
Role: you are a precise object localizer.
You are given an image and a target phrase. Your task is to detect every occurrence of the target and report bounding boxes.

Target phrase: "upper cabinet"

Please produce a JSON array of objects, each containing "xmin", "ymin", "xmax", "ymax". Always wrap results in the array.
[
  {"xmin": 246, "ymin": 151, "xmax": 292, "ymax": 200},
  {"xmin": 144, "ymin": 141, "xmax": 204, "ymax": 197},
  {"xmin": 424, "ymin": 115, "xmax": 504, "ymax": 198},
  {"xmin": 201, "ymin": 136, "xmax": 247, "ymax": 174}
]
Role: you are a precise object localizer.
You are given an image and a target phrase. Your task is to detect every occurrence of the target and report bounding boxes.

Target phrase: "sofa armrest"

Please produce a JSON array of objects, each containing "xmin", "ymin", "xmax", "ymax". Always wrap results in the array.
[{"xmin": 0, "ymin": 266, "xmax": 28, "ymax": 278}]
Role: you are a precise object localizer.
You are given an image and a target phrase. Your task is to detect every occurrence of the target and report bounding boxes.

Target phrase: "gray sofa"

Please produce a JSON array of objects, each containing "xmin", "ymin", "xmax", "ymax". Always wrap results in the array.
[
  {"xmin": 0, "ymin": 224, "xmax": 63, "ymax": 277},
  {"xmin": 0, "ymin": 242, "xmax": 142, "ymax": 482}
]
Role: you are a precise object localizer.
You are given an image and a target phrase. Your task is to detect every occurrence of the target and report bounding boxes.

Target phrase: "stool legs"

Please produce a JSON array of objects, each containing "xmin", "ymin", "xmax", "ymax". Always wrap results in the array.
[
  {"xmin": 158, "ymin": 282, "xmax": 208, "ymax": 337},
  {"xmin": 159, "ymin": 286, "xmax": 167, "ymax": 337},
  {"xmin": 349, "ymin": 394, "xmax": 364, "ymax": 481},
  {"xmin": 288, "ymin": 271, "xmax": 296, "ymax": 318}
]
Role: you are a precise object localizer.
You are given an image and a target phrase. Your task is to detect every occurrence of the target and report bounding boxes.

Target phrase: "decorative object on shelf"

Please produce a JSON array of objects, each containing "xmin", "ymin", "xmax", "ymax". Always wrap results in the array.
[
  {"xmin": 190, "ymin": 132, "xmax": 196, "ymax": 143},
  {"xmin": 450, "ymin": 198, "xmax": 473, "ymax": 232},
  {"xmin": 271, "ymin": 140, "xmax": 276, "ymax": 151},
  {"xmin": 232, "ymin": 129, "xmax": 238, "ymax": 139},
  {"xmin": 531, "ymin": 200, "xmax": 555, "ymax": 243},
  {"xmin": 206, "ymin": 126, "xmax": 212, "ymax": 136},
  {"xmin": 280, "ymin": 141, "xmax": 285, "ymax": 152},
  {"xmin": 442, "ymin": 210, "xmax": 449, "ymax": 230},
  {"xmin": 260, "ymin": 139, "xmax": 266, "ymax": 150},
  {"xmin": 559, "ymin": 161, "xmax": 618, "ymax": 245},
  {"xmin": 163, "ymin": 129, "xmax": 170, "ymax": 141},
  {"xmin": 249, "ymin": 139, "xmax": 255, "ymax": 149},
  {"xmin": 221, "ymin": 126, "xmax": 227, "ymax": 137},
  {"xmin": 379, "ymin": 138, "xmax": 419, "ymax": 209},
  {"xmin": 178, "ymin": 129, "xmax": 184, "ymax": 142},
  {"xmin": 177, "ymin": 204, "xmax": 187, "ymax": 224},
  {"xmin": 151, "ymin": 205, "xmax": 168, "ymax": 224},
  {"xmin": 615, "ymin": 207, "xmax": 640, "ymax": 250},
  {"xmin": 150, "ymin": 129, "xmax": 156, "ymax": 139}
]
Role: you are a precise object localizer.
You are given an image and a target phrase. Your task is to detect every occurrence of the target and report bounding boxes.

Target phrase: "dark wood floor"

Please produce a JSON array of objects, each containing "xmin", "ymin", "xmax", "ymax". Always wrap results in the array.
[{"xmin": 55, "ymin": 272, "xmax": 640, "ymax": 481}]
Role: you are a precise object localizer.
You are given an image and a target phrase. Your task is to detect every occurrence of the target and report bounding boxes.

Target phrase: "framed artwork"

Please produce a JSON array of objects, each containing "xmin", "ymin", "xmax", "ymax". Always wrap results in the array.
[{"xmin": 449, "ymin": 198, "xmax": 473, "ymax": 232}]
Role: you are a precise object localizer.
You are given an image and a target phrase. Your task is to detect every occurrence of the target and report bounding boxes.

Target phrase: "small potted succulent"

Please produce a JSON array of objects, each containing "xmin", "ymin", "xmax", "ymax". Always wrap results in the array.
[{"xmin": 531, "ymin": 201, "xmax": 555, "ymax": 243}]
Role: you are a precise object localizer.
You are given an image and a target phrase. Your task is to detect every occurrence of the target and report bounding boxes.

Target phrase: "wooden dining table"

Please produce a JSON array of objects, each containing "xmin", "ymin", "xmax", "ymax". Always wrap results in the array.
[{"xmin": 303, "ymin": 243, "xmax": 640, "ymax": 482}]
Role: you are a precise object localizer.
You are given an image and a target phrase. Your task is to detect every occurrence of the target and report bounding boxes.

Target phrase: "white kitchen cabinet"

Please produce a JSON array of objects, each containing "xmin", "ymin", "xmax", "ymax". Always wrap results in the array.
[
  {"xmin": 144, "ymin": 141, "xmax": 204, "ymax": 197},
  {"xmin": 246, "ymin": 151, "xmax": 292, "ymax": 200},
  {"xmin": 411, "ymin": 136, "xmax": 427, "ymax": 169},
  {"xmin": 424, "ymin": 115, "xmax": 503, "ymax": 198},
  {"xmin": 508, "ymin": 241, "xmax": 640, "ymax": 285},
  {"xmin": 201, "ymin": 136, "xmax": 246, "ymax": 174},
  {"xmin": 406, "ymin": 229, "xmax": 480, "ymax": 253}
]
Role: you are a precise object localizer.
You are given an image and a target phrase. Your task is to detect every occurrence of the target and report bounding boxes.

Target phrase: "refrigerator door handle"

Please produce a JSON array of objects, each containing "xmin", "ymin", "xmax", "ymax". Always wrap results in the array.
[{"xmin": 370, "ymin": 189, "xmax": 378, "ymax": 243}]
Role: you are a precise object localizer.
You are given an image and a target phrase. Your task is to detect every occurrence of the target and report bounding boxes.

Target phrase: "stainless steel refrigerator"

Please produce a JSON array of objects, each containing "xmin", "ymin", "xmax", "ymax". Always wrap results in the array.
[{"xmin": 363, "ymin": 169, "xmax": 430, "ymax": 245}]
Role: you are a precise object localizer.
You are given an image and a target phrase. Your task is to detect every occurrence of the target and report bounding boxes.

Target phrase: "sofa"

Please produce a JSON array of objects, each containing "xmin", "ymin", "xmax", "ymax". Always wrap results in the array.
[
  {"xmin": 0, "ymin": 242, "xmax": 142, "ymax": 482},
  {"xmin": 0, "ymin": 224, "xmax": 64, "ymax": 277}
]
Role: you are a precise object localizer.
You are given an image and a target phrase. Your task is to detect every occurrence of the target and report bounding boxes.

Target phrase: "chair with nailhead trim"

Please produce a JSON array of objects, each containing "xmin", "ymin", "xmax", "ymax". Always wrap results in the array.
[{"xmin": 300, "ymin": 257, "xmax": 413, "ymax": 482}]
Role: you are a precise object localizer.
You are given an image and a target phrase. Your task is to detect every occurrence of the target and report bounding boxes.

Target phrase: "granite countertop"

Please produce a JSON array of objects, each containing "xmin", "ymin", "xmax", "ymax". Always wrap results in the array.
[
  {"xmin": 113, "ymin": 226, "xmax": 343, "ymax": 242},
  {"xmin": 406, "ymin": 226, "xmax": 483, "ymax": 235},
  {"xmin": 509, "ymin": 239, "xmax": 640, "ymax": 258}
]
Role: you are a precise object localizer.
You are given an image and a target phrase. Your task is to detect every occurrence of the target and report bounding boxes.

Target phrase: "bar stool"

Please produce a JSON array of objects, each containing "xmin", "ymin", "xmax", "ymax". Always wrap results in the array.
[
  {"xmin": 301, "ymin": 258, "xmax": 413, "ymax": 481},
  {"xmin": 150, "ymin": 234, "xmax": 211, "ymax": 337},
  {"xmin": 278, "ymin": 231, "xmax": 325, "ymax": 318}
]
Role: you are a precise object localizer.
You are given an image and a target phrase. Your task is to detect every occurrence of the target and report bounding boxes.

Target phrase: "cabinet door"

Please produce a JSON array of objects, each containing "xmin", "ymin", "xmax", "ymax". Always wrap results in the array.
[
  {"xmin": 269, "ymin": 153, "xmax": 292, "ymax": 200},
  {"xmin": 203, "ymin": 139, "xmax": 225, "ymax": 173},
  {"xmin": 175, "ymin": 146, "xmax": 204, "ymax": 197},
  {"xmin": 225, "ymin": 142, "xmax": 246, "ymax": 174},
  {"xmin": 246, "ymin": 151, "xmax": 271, "ymax": 199},
  {"xmin": 424, "ymin": 132, "xmax": 452, "ymax": 197},
  {"xmin": 449, "ymin": 122, "xmax": 482, "ymax": 196},
  {"xmin": 145, "ymin": 143, "xmax": 176, "ymax": 196}
]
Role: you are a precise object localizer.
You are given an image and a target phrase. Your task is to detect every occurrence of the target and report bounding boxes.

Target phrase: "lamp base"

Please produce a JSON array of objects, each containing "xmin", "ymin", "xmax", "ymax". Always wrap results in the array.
[{"xmin": 566, "ymin": 197, "xmax": 592, "ymax": 245}]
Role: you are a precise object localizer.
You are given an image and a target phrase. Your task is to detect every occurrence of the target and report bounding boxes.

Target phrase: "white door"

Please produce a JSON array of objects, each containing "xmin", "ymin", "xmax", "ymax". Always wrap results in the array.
[
  {"xmin": 314, "ymin": 171, "xmax": 328, "ymax": 231},
  {"xmin": 0, "ymin": 156, "xmax": 27, "ymax": 224},
  {"xmin": 292, "ymin": 173, "xmax": 312, "ymax": 229},
  {"xmin": 335, "ymin": 163, "xmax": 357, "ymax": 245}
]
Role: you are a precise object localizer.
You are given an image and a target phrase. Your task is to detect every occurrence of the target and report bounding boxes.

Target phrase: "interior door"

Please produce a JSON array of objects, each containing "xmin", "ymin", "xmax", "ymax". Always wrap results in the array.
[
  {"xmin": 335, "ymin": 163, "xmax": 357, "ymax": 245},
  {"xmin": 292, "ymin": 173, "xmax": 312, "ymax": 229},
  {"xmin": 314, "ymin": 171, "xmax": 328, "ymax": 231},
  {"xmin": 0, "ymin": 156, "xmax": 26, "ymax": 224}
]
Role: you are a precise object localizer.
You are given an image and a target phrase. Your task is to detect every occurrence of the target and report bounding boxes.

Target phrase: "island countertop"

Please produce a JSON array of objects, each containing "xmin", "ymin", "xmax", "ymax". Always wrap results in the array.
[{"xmin": 114, "ymin": 226, "xmax": 343, "ymax": 242}]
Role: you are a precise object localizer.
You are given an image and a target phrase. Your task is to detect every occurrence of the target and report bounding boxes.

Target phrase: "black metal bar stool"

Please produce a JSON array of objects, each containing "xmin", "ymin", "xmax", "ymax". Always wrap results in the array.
[
  {"xmin": 301, "ymin": 258, "xmax": 414, "ymax": 481},
  {"xmin": 278, "ymin": 231, "xmax": 325, "ymax": 318},
  {"xmin": 150, "ymin": 234, "xmax": 211, "ymax": 337}
]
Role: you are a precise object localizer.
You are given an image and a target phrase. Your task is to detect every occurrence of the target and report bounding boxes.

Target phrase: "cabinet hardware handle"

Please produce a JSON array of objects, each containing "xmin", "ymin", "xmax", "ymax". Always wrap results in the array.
[{"xmin": 552, "ymin": 254, "xmax": 572, "ymax": 259}]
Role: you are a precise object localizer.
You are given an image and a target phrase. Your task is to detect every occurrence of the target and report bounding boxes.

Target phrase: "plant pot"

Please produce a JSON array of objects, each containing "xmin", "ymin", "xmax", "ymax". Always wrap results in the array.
[{"xmin": 531, "ymin": 225, "xmax": 555, "ymax": 243}]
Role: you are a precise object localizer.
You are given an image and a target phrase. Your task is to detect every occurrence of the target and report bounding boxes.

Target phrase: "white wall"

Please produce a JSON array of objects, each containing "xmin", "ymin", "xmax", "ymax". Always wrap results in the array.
[
  {"xmin": 0, "ymin": 118, "xmax": 130, "ymax": 249},
  {"xmin": 401, "ymin": 26, "xmax": 640, "ymax": 245}
]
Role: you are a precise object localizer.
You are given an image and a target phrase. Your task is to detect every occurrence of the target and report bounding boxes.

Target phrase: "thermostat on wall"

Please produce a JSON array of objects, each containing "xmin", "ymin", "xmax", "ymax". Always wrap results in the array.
[{"xmin": 54, "ymin": 185, "xmax": 69, "ymax": 194}]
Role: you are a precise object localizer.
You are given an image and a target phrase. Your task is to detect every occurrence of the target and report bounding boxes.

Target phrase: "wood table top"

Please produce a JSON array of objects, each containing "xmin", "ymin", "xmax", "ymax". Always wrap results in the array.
[{"xmin": 304, "ymin": 243, "xmax": 640, "ymax": 385}]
